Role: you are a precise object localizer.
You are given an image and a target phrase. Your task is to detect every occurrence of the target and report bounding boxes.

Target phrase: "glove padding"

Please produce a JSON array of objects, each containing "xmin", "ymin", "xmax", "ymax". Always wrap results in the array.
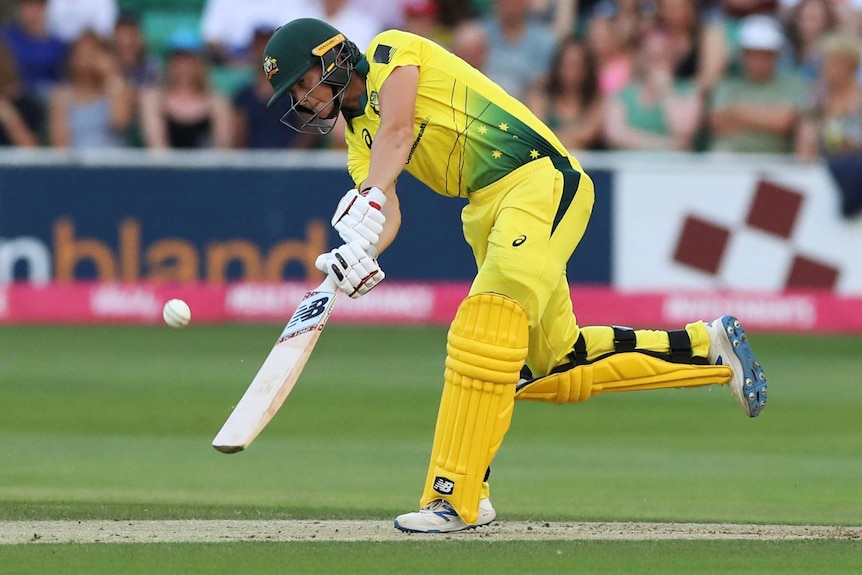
[
  {"xmin": 331, "ymin": 187, "xmax": 386, "ymax": 253},
  {"xmin": 315, "ymin": 241, "xmax": 385, "ymax": 299}
]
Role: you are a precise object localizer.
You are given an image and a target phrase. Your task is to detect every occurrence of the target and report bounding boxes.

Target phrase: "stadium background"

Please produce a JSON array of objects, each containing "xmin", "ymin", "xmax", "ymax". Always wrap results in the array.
[{"xmin": 0, "ymin": 2, "xmax": 861, "ymax": 573}]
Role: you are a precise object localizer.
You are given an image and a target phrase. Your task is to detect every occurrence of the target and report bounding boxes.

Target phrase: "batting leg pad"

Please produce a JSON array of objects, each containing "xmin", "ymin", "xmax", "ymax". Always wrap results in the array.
[
  {"xmin": 420, "ymin": 293, "xmax": 528, "ymax": 524},
  {"xmin": 516, "ymin": 353, "xmax": 732, "ymax": 403}
]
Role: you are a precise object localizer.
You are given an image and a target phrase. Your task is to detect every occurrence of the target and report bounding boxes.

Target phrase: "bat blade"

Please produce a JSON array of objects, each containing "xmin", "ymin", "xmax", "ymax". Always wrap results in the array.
[{"xmin": 212, "ymin": 280, "xmax": 337, "ymax": 454}]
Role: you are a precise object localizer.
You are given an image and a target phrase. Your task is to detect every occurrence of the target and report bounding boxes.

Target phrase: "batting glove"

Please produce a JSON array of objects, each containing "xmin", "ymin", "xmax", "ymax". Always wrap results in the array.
[
  {"xmin": 314, "ymin": 240, "xmax": 385, "ymax": 299},
  {"xmin": 331, "ymin": 187, "xmax": 386, "ymax": 254}
]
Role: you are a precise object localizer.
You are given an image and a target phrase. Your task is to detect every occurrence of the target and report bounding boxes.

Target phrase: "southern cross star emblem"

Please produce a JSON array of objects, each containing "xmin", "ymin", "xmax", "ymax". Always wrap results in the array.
[
  {"xmin": 492, "ymin": 150, "xmax": 502, "ymax": 159},
  {"xmin": 530, "ymin": 149, "xmax": 539, "ymax": 159},
  {"xmin": 477, "ymin": 125, "xmax": 488, "ymax": 134},
  {"xmin": 498, "ymin": 123, "xmax": 509, "ymax": 132}
]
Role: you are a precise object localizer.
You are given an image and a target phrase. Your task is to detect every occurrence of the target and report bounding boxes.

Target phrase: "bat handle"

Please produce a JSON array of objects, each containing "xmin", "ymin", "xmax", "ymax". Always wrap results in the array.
[{"xmin": 317, "ymin": 276, "xmax": 338, "ymax": 293}]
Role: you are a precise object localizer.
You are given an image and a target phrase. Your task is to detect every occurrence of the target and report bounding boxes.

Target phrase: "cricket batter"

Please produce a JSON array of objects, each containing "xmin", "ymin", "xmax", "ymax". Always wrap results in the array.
[{"xmin": 263, "ymin": 19, "xmax": 768, "ymax": 533}]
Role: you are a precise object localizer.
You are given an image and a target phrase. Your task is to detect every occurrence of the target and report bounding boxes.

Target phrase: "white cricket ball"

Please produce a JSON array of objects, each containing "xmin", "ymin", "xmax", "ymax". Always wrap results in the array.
[{"xmin": 163, "ymin": 298, "xmax": 191, "ymax": 328}]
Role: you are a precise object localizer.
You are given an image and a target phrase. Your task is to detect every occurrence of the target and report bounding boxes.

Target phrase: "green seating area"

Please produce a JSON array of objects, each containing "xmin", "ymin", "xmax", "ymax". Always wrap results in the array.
[
  {"xmin": 118, "ymin": 0, "xmax": 205, "ymax": 12},
  {"xmin": 140, "ymin": 10, "xmax": 202, "ymax": 57}
]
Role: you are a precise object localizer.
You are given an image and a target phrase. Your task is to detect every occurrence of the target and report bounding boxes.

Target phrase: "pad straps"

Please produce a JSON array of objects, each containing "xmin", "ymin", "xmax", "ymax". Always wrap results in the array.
[
  {"xmin": 612, "ymin": 326, "xmax": 637, "ymax": 353},
  {"xmin": 572, "ymin": 332, "xmax": 588, "ymax": 365},
  {"xmin": 667, "ymin": 329, "xmax": 708, "ymax": 365}
]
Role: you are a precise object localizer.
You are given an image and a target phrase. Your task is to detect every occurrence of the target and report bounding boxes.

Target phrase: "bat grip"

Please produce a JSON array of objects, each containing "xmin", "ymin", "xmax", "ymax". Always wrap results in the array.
[{"xmin": 317, "ymin": 276, "xmax": 338, "ymax": 292}]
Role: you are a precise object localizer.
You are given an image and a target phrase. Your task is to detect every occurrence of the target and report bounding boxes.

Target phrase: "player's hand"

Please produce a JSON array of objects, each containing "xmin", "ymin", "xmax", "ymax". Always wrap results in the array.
[
  {"xmin": 331, "ymin": 187, "xmax": 386, "ymax": 254},
  {"xmin": 314, "ymin": 241, "xmax": 385, "ymax": 299}
]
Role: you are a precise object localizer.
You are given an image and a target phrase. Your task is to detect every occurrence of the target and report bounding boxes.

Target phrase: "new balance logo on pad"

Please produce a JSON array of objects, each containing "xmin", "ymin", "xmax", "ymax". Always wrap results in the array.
[{"xmin": 433, "ymin": 476, "xmax": 455, "ymax": 495}]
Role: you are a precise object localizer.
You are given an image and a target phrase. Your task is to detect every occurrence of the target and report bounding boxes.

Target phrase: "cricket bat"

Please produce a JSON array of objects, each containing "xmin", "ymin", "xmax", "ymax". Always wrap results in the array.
[{"xmin": 212, "ymin": 277, "xmax": 338, "ymax": 453}]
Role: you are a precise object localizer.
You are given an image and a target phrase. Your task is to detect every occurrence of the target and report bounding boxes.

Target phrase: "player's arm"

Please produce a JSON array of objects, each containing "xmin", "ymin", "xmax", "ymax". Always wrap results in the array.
[
  {"xmin": 374, "ymin": 183, "xmax": 401, "ymax": 254},
  {"xmin": 321, "ymin": 65, "xmax": 417, "ymax": 297},
  {"xmin": 358, "ymin": 65, "xmax": 418, "ymax": 252}
]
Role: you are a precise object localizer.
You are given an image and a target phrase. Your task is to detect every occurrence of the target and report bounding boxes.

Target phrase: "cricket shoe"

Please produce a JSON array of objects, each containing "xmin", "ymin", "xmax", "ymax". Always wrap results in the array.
[
  {"xmin": 706, "ymin": 315, "xmax": 768, "ymax": 417},
  {"xmin": 394, "ymin": 498, "xmax": 496, "ymax": 533}
]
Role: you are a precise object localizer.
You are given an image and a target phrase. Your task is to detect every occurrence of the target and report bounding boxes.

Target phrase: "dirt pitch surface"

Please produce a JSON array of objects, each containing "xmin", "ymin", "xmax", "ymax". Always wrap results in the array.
[{"xmin": 1, "ymin": 520, "xmax": 860, "ymax": 544}]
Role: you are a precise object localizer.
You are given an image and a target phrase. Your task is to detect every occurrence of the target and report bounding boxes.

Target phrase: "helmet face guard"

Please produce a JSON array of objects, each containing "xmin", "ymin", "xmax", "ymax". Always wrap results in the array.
[{"xmin": 280, "ymin": 38, "xmax": 357, "ymax": 135}]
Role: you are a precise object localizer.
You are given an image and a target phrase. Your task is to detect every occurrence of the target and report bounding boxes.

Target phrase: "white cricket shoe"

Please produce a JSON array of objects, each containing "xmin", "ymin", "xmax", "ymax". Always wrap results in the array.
[
  {"xmin": 394, "ymin": 498, "xmax": 496, "ymax": 533},
  {"xmin": 706, "ymin": 315, "xmax": 768, "ymax": 417}
]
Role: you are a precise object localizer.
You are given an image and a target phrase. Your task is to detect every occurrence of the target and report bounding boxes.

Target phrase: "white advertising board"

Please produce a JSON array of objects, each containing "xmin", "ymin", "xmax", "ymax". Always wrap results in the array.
[{"xmin": 614, "ymin": 157, "xmax": 862, "ymax": 294}]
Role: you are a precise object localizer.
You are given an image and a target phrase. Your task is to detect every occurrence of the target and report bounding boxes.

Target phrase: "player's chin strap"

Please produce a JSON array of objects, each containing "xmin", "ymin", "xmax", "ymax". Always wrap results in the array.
[
  {"xmin": 515, "ymin": 326, "xmax": 731, "ymax": 404},
  {"xmin": 281, "ymin": 38, "xmax": 362, "ymax": 135}
]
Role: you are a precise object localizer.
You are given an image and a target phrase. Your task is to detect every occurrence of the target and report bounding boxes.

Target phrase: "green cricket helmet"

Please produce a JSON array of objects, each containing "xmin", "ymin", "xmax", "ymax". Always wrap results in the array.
[{"xmin": 263, "ymin": 18, "xmax": 361, "ymax": 134}]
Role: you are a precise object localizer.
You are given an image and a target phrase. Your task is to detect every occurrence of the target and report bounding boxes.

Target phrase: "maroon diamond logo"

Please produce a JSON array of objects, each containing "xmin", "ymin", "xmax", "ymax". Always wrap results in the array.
[
  {"xmin": 674, "ymin": 216, "xmax": 731, "ymax": 275},
  {"xmin": 785, "ymin": 255, "xmax": 839, "ymax": 289},
  {"xmin": 746, "ymin": 180, "xmax": 804, "ymax": 239}
]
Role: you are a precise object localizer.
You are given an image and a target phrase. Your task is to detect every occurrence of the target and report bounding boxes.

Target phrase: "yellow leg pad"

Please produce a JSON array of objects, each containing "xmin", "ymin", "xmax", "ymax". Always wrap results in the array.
[
  {"xmin": 516, "ymin": 353, "xmax": 732, "ymax": 403},
  {"xmin": 420, "ymin": 293, "xmax": 528, "ymax": 525}
]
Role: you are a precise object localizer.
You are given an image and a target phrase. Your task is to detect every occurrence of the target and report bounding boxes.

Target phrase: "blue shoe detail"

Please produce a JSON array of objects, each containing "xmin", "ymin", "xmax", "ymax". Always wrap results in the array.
[
  {"xmin": 719, "ymin": 315, "xmax": 767, "ymax": 417},
  {"xmin": 432, "ymin": 506, "xmax": 459, "ymax": 522}
]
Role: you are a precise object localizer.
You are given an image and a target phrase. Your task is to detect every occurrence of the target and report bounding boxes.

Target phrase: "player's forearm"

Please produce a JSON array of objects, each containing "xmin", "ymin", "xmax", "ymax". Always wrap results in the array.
[
  {"xmin": 665, "ymin": 96, "xmax": 702, "ymax": 143},
  {"xmin": 608, "ymin": 125, "xmax": 676, "ymax": 150},
  {"xmin": 106, "ymin": 75, "xmax": 132, "ymax": 130},
  {"xmin": 734, "ymin": 105, "xmax": 797, "ymax": 135},
  {"xmin": 376, "ymin": 194, "xmax": 402, "ymax": 254},
  {"xmin": 358, "ymin": 126, "xmax": 410, "ymax": 254},
  {"xmin": 709, "ymin": 108, "xmax": 740, "ymax": 136},
  {"xmin": 712, "ymin": 105, "xmax": 796, "ymax": 136},
  {"xmin": 361, "ymin": 124, "xmax": 414, "ymax": 192}
]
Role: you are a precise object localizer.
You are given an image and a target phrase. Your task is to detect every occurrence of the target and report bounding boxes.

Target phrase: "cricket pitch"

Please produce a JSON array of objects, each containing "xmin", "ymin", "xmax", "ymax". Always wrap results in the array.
[{"xmin": 1, "ymin": 520, "xmax": 859, "ymax": 544}]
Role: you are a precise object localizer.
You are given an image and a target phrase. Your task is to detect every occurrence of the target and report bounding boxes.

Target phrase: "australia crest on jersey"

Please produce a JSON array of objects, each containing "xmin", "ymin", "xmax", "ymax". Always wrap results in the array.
[{"xmin": 369, "ymin": 90, "xmax": 380, "ymax": 115}]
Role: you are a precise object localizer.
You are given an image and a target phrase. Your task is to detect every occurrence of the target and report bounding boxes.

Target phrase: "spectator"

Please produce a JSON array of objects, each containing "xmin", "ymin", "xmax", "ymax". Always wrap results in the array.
[
  {"xmin": 47, "ymin": 31, "xmax": 132, "ymax": 148},
  {"xmin": 352, "ymin": 0, "xmax": 412, "ymax": 30},
  {"xmin": 572, "ymin": 0, "xmax": 613, "ymax": 32},
  {"xmin": 615, "ymin": 0, "xmax": 658, "ymax": 44},
  {"xmin": 139, "ymin": 28, "xmax": 232, "ymax": 149},
  {"xmin": 305, "ymin": 1, "xmax": 384, "ymax": 150},
  {"xmin": 721, "ymin": 0, "xmax": 780, "ymax": 16},
  {"xmin": 654, "ymin": 0, "xmax": 705, "ymax": 81},
  {"xmin": 587, "ymin": 8, "xmax": 633, "ymax": 96},
  {"xmin": 526, "ymin": 0, "xmax": 578, "ymax": 43},
  {"xmin": 201, "ymin": 0, "xmax": 307, "ymax": 65},
  {"xmin": 45, "ymin": 0, "xmax": 116, "ymax": 42},
  {"xmin": 451, "ymin": 19, "xmax": 488, "ymax": 71},
  {"xmin": 112, "ymin": 10, "xmax": 160, "ymax": 88},
  {"xmin": 482, "ymin": 0, "xmax": 557, "ymax": 99},
  {"xmin": 779, "ymin": 0, "xmax": 861, "ymax": 33},
  {"xmin": 797, "ymin": 33, "xmax": 862, "ymax": 158},
  {"xmin": 604, "ymin": 29, "xmax": 702, "ymax": 150},
  {"xmin": 308, "ymin": 0, "xmax": 382, "ymax": 54},
  {"xmin": 699, "ymin": 0, "xmax": 779, "ymax": 93},
  {"xmin": 438, "ymin": 0, "xmax": 479, "ymax": 26},
  {"xmin": 0, "ymin": 0, "xmax": 66, "ymax": 99},
  {"xmin": 709, "ymin": 15, "xmax": 807, "ymax": 153},
  {"xmin": 400, "ymin": 0, "xmax": 445, "ymax": 45},
  {"xmin": 0, "ymin": 39, "xmax": 41, "ymax": 146},
  {"xmin": 525, "ymin": 38, "xmax": 604, "ymax": 150},
  {"xmin": 782, "ymin": 0, "xmax": 838, "ymax": 82},
  {"xmin": 232, "ymin": 27, "xmax": 316, "ymax": 149}
]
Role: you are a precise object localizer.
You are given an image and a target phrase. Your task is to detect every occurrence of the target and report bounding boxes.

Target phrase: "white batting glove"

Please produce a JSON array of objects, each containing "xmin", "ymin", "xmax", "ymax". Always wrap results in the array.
[
  {"xmin": 331, "ymin": 187, "xmax": 387, "ymax": 254},
  {"xmin": 314, "ymin": 241, "xmax": 385, "ymax": 299}
]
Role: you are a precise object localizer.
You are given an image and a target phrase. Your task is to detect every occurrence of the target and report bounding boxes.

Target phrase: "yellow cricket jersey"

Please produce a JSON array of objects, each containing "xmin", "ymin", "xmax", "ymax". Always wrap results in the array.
[{"xmin": 345, "ymin": 30, "xmax": 580, "ymax": 198}]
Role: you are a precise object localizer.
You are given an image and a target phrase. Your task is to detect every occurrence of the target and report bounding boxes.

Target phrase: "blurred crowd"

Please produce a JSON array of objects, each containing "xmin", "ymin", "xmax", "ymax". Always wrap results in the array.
[{"xmin": 1, "ymin": 0, "xmax": 861, "ymax": 159}]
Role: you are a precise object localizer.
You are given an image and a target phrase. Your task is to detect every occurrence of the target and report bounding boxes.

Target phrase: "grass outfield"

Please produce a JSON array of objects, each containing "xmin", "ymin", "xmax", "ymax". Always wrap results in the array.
[
  {"xmin": 1, "ymin": 540, "xmax": 861, "ymax": 575},
  {"xmin": 1, "ymin": 325, "xmax": 860, "ymax": 572}
]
